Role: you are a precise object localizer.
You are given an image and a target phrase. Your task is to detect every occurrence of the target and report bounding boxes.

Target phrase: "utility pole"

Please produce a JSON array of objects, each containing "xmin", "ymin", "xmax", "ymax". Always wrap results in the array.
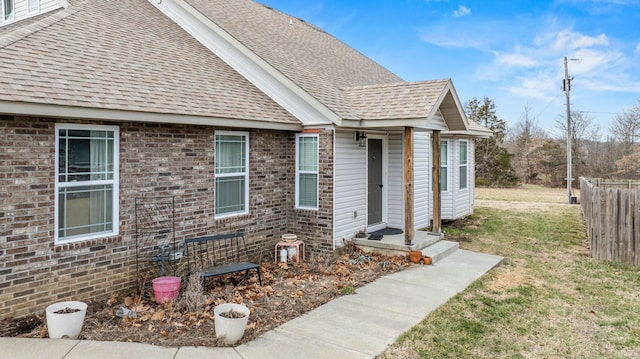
[{"xmin": 563, "ymin": 56, "xmax": 573, "ymax": 204}]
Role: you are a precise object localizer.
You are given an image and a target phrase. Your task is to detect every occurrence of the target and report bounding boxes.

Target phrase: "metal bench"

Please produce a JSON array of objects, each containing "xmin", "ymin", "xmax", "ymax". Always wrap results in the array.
[{"xmin": 184, "ymin": 232, "xmax": 262, "ymax": 287}]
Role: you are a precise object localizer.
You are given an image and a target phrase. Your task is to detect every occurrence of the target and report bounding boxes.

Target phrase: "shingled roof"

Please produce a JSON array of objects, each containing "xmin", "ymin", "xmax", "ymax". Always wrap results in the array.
[
  {"xmin": 0, "ymin": 0, "xmax": 298, "ymax": 127},
  {"xmin": 0, "ymin": 0, "xmax": 489, "ymax": 135},
  {"xmin": 184, "ymin": 0, "xmax": 402, "ymax": 120}
]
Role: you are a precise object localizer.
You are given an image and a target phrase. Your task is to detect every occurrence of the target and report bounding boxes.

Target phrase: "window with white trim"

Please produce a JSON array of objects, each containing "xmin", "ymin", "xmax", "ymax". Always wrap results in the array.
[
  {"xmin": 296, "ymin": 134, "xmax": 318, "ymax": 209},
  {"xmin": 459, "ymin": 140, "xmax": 468, "ymax": 189},
  {"xmin": 27, "ymin": 0, "xmax": 40, "ymax": 14},
  {"xmin": 2, "ymin": 0, "xmax": 14, "ymax": 22},
  {"xmin": 56, "ymin": 124, "xmax": 119, "ymax": 243},
  {"xmin": 215, "ymin": 131, "xmax": 249, "ymax": 217},
  {"xmin": 440, "ymin": 140, "xmax": 448, "ymax": 192}
]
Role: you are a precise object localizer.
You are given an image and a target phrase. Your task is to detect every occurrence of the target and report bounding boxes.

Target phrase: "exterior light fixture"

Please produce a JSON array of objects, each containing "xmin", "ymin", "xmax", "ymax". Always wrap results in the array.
[{"xmin": 354, "ymin": 131, "xmax": 366, "ymax": 147}]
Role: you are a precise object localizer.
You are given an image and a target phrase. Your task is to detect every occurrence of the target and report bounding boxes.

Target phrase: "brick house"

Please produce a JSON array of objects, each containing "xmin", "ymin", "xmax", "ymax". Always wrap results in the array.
[{"xmin": 0, "ymin": 0, "xmax": 491, "ymax": 318}]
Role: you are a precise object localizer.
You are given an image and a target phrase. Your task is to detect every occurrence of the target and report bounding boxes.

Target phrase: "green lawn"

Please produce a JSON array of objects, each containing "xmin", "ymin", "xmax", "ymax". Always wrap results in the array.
[{"xmin": 379, "ymin": 186, "xmax": 640, "ymax": 358}]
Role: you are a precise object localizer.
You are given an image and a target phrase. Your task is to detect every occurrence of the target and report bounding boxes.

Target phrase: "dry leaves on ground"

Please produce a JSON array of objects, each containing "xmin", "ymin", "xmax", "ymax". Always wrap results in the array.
[{"xmin": 1, "ymin": 243, "xmax": 411, "ymax": 347}]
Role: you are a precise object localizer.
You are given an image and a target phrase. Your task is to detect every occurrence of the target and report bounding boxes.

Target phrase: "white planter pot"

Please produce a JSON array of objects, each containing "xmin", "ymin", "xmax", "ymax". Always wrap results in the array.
[
  {"xmin": 214, "ymin": 303, "xmax": 250, "ymax": 344},
  {"xmin": 45, "ymin": 301, "xmax": 88, "ymax": 339}
]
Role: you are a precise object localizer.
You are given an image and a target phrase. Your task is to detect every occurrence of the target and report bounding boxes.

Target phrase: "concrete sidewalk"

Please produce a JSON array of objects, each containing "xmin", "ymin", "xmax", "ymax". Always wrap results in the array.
[{"xmin": 0, "ymin": 249, "xmax": 503, "ymax": 359}]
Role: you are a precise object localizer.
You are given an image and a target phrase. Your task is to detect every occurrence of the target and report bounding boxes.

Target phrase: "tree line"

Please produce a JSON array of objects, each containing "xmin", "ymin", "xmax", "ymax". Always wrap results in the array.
[{"xmin": 465, "ymin": 97, "xmax": 640, "ymax": 188}]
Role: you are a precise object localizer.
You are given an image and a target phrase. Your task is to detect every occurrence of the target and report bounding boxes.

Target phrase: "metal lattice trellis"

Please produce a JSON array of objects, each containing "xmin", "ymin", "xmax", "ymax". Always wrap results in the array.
[{"xmin": 135, "ymin": 196, "xmax": 179, "ymax": 292}]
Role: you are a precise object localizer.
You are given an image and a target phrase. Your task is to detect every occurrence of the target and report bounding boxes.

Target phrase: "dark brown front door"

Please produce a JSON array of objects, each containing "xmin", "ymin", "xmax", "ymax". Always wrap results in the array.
[{"xmin": 368, "ymin": 139, "xmax": 383, "ymax": 225}]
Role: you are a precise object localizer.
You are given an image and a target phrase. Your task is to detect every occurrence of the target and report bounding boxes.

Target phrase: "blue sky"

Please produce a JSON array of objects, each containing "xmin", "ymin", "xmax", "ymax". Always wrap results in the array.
[{"xmin": 259, "ymin": 0, "xmax": 640, "ymax": 137}]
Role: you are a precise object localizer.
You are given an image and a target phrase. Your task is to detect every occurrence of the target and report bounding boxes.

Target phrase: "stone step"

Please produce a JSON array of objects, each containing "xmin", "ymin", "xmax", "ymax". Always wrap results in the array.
[{"xmin": 421, "ymin": 240, "xmax": 459, "ymax": 264}]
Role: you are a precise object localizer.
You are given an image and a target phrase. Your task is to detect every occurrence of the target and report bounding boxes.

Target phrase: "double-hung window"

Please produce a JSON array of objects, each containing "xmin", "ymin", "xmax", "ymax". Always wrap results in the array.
[
  {"xmin": 459, "ymin": 141, "xmax": 468, "ymax": 190},
  {"xmin": 215, "ymin": 131, "xmax": 249, "ymax": 218},
  {"xmin": 296, "ymin": 134, "xmax": 318, "ymax": 209},
  {"xmin": 440, "ymin": 140, "xmax": 448, "ymax": 192},
  {"xmin": 27, "ymin": 0, "xmax": 40, "ymax": 14},
  {"xmin": 56, "ymin": 124, "xmax": 119, "ymax": 243},
  {"xmin": 2, "ymin": 0, "xmax": 14, "ymax": 22}
]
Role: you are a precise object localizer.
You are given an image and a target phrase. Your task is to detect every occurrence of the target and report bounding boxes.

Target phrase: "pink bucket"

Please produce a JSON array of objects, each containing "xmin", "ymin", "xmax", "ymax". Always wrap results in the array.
[{"xmin": 152, "ymin": 276, "xmax": 181, "ymax": 304}]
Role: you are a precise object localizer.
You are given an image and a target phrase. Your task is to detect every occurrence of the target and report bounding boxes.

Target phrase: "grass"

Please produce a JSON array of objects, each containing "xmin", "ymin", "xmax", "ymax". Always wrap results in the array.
[{"xmin": 379, "ymin": 186, "xmax": 640, "ymax": 359}]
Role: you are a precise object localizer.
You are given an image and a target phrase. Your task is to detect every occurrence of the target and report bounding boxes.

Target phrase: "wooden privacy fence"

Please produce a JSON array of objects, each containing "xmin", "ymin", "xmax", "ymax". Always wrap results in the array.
[{"xmin": 580, "ymin": 178, "xmax": 640, "ymax": 265}]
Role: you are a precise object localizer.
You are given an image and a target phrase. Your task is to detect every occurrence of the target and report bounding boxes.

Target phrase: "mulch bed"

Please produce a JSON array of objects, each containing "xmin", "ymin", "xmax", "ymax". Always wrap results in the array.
[{"xmin": 1, "ymin": 243, "xmax": 411, "ymax": 347}]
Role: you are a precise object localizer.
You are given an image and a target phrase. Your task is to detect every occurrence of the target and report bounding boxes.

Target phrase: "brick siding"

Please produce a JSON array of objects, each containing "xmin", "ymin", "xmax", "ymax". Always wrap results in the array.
[{"xmin": 0, "ymin": 116, "xmax": 334, "ymax": 319}]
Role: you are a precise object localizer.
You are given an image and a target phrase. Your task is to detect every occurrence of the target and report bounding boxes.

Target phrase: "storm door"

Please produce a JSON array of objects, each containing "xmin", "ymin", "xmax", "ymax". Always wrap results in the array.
[{"xmin": 367, "ymin": 138, "xmax": 383, "ymax": 225}]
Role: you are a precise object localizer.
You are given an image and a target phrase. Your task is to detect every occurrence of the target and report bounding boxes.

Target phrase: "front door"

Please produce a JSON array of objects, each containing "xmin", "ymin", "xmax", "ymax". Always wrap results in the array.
[{"xmin": 368, "ymin": 138, "xmax": 383, "ymax": 225}]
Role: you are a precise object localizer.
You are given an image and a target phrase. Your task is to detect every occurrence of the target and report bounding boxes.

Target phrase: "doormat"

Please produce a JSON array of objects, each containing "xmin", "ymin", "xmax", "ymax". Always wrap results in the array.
[{"xmin": 368, "ymin": 227, "xmax": 404, "ymax": 236}]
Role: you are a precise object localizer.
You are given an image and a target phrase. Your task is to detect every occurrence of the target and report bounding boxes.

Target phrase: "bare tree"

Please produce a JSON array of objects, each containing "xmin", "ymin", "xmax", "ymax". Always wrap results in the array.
[
  {"xmin": 555, "ymin": 110, "xmax": 597, "ymax": 179},
  {"xmin": 507, "ymin": 106, "xmax": 548, "ymax": 183},
  {"xmin": 610, "ymin": 102, "xmax": 640, "ymax": 156}
]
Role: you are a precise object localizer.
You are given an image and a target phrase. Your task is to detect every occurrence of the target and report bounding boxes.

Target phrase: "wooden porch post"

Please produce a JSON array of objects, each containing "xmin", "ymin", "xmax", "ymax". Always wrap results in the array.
[
  {"xmin": 432, "ymin": 130, "xmax": 441, "ymax": 233},
  {"xmin": 404, "ymin": 127, "xmax": 414, "ymax": 245}
]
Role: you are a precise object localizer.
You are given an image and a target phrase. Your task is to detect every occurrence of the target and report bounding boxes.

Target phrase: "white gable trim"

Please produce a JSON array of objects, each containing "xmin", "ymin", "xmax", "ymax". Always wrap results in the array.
[
  {"xmin": 149, "ymin": 0, "xmax": 342, "ymax": 127},
  {"xmin": 424, "ymin": 109, "xmax": 449, "ymax": 131}
]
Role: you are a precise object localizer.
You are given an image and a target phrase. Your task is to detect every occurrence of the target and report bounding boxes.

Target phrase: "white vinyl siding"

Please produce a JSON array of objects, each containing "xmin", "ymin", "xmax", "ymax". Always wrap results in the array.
[
  {"xmin": 214, "ymin": 131, "xmax": 249, "ymax": 218},
  {"xmin": 453, "ymin": 138, "xmax": 473, "ymax": 218},
  {"xmin": 439, "ymin": 137, "xmax": 474, "ymax": 220},
  {"xmin": 296, "ymin": 134, "xmax": 318, "ymax": 209},
  {"xmin": 1, "ymin": 0, "xmax": 63, "ymax": 27},
  {"xmin": 55, "ymin": 124, "xmax": 119, "ymax": 244},
  {"xmin": 440, "ymin": 138, "xmax": 454, "ymax": 219},
  {"xmin": 334, "ymin": 131, "xmax": 367, "ymax": 244},
  {"xmin": 387, "ymin": 132, "xmax": 403, "ymax": 229},
  {"xmin": 414, "ymin": 131, "xmax": 431, "ymax": 230}
]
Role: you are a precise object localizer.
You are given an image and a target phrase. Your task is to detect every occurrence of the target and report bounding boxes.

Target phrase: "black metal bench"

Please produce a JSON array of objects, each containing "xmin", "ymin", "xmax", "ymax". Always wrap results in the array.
[{"xmin": 184, "ymin": 232, "xmax": 262, "ymax": 287}]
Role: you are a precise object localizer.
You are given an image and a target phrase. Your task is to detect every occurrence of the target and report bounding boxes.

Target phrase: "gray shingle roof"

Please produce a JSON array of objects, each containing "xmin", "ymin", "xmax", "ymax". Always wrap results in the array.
[
  {"xmin": 185, "ymin": 0, "xmax": 403, "ymax": 120},
  {"xmin": 0, "ymin": 0, "xmax": 488, "ymax": 134},
  {"xmin": 0, "ymin": 0, "xmax": 298, "ymax": 125},
  {"xmin": 342, "ymin": 80, "xmax": 450, "ymax": 120}
]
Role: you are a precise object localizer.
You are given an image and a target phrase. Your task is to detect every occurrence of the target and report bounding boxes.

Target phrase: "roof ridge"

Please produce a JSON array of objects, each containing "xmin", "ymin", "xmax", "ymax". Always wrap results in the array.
[
  {"xmin": 341, "ymin": 78, "xmax": 450, "ymax": 91},
  {"xmin": 0, "ymin": 5, "xmax": 78, "ymax": 49}
]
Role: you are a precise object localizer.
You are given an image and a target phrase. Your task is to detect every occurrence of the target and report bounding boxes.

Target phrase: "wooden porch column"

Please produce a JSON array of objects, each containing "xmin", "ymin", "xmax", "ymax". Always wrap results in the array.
[
  {"xmin": 404, "ymin": 127, "xmax": 414, "ymax": 245},
  {"xmin": 432, "ymin": 130, "xmax": 441, "ymax": 233}
]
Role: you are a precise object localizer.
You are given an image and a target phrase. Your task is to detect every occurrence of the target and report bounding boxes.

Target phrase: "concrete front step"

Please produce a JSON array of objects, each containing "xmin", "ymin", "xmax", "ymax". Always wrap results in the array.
[
  {"xmin": 421, "ymin": 240, "xmax": 459, "ymax": 264},
  {"xmin": 353, "ymin": 231, "xmax": 442, "ymax": 256},
  {"xmin": 353, "ymin": 231, "xmax": 459, "ymax": 265}
]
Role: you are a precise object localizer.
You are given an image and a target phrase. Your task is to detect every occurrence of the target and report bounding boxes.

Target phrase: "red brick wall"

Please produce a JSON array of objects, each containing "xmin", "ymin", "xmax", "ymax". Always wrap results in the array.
[{"xmin": 0, "ymin": 116, "xmax": 334, "ymax": 318}]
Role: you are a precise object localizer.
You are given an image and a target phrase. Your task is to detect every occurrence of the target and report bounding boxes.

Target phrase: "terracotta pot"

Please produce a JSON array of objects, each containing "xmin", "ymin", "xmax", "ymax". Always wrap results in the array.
[
  {"xmin": 408, "ymin": 250, "xmax": 422, "ymax": 263},
  {"xmin": 423, "ymin": 256, "xmax": 432, "ymax": 265}
]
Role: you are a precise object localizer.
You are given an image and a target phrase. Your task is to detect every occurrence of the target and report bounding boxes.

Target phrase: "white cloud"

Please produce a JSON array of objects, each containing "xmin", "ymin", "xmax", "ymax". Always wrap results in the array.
[
  {"xmin": 495, "ymin": 51, "xmax": 539, "ymax": 68},
  {"xmin": 550, "ymin": 30, "xmax": 609, "ymax": 52},
  {"xmin": 636, "ymin": 43, "xmax": 640, "ymax": 53},
  {"xmin": 453, "ymin": 5, "xmax": 471, "ymax": 17}
]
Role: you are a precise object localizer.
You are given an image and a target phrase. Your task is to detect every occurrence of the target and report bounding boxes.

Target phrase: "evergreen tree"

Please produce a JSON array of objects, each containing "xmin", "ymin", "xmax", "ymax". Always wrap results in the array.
[{"xmin": 465, "ymin": 97, "xmax": 518, "ymax": 187}]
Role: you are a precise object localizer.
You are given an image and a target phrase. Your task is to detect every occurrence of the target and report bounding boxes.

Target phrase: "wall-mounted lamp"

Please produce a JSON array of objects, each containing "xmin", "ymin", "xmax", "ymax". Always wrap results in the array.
[{"xmin": 354, "ymin": 131, "xmax": 367, "ymax": 147}]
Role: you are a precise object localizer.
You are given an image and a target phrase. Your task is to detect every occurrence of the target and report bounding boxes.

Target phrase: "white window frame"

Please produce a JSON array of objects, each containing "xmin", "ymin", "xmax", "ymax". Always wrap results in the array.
[
  {"xmin": 295, "ymin": 133, "xmax": 319, "ymax": 210},
  {"xmin": 55, "ymin": 123, "xmax": 120, "ymax": 244},
  {"xmin": 2, "ymin": 0, "xmax": 15, "ymax": 22},
  {"xmin": 440, "ymin": 140, "xmax": 449, "ymax": 192},
  {"xmin": 27, "ymin": 0, "xmax": 40, "ymax": 14},
  {"xmin": 459, "ymin": 140, "xmax": 468, "ymax": 190},
  {"xmin": 214, "ymin": 131, "xmax": 249, "ymax": 219}
]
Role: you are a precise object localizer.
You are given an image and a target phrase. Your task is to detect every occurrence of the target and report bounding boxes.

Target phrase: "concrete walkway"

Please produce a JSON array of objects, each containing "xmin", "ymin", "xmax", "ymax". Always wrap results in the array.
[{"xmin": 0, "ymin": 249, "xmax": 503, "ymax": 359}]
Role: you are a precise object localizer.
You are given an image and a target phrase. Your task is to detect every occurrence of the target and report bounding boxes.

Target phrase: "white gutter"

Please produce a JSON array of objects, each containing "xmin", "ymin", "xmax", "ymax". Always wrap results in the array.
[{"xmin": 0, "ymin": 101, "xmax": 303, "ymax": 131}]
